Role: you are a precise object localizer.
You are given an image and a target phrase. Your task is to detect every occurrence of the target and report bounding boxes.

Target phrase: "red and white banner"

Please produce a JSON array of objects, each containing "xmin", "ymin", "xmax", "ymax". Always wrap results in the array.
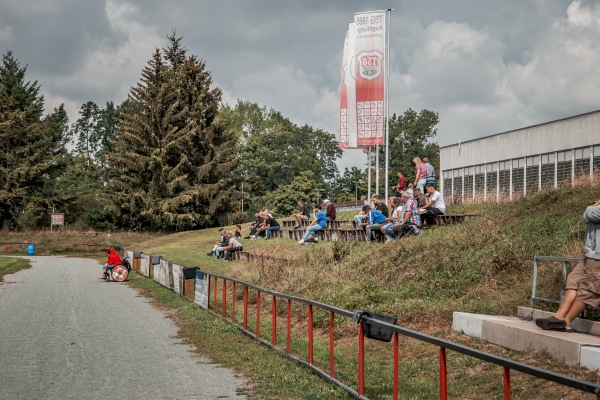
[
  {"xmin": 339, "ymin": 23, "xmax": 358, "ymax": 149},
  {"xmin": 354, "ymin": 11, "xmax": 386, "ymax": 147}
]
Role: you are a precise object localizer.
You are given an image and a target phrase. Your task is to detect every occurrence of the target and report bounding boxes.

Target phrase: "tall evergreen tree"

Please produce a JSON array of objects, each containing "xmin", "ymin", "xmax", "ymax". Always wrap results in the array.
[
  {"xmin": 108, "ymin": 35, "xmax": 239, "ymax": 231},
  {"xmin": 0, "ymin": 51, "xmax": 70, "ymax": 229}
]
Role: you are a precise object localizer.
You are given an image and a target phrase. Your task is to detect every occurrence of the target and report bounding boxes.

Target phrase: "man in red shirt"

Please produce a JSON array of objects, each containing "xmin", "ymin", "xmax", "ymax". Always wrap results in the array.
[{"xmin": 392, "ymin": 171, "xmax": 406, "ymax": 196}]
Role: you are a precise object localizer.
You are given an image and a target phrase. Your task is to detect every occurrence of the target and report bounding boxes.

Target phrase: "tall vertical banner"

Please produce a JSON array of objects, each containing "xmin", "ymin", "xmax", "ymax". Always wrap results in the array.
[
  {"xmin": 339, "ymin": 23, "xmax": 358, "ymax": 149},
  {"xmin": 354, "ymin": 11, "xmax": 386, "ymax": 147}
]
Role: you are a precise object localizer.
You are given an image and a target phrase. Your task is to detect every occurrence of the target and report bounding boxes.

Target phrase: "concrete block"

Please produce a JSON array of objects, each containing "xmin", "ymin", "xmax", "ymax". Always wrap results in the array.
[
  {"xmin": 580, "ymin": 346, "xmax": 600, "ymax": 371},
  {"xmin": 452, "ymin": 312, "xmax": 510, "ymax": 338},
  {"xmin": 518, "ymin": 306, "xmax": 600, "ymax": 336}
]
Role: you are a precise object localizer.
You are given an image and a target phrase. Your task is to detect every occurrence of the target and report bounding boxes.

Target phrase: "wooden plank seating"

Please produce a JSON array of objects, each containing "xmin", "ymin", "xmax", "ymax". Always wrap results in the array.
[
  {"xmin": 271, "ymin": 228, "xmax": 369, "ymax": 242},
  {"xmin": 434, "ymin": 214, "xmax": 477, "ymax": 226},
  {"xmin": 281, "ymin": 220, "xmax": 350, "ymax": 229}
]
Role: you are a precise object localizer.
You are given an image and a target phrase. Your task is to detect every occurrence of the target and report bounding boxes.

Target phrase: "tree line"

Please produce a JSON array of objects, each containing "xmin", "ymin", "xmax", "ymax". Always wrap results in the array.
[{"xmin": 0, "ymin": 34, "xmax": 439, "ymax": 231}]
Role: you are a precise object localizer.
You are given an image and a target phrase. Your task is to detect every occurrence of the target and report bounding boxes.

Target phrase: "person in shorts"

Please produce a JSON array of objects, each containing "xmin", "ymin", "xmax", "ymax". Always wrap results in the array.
[
  {"xmin": 535, "ymin": 200, "xmax": 600, "ymax": 331},
  {"xmin": 293, "ymin": 201, "xmax": 311, "ymax": 229}
]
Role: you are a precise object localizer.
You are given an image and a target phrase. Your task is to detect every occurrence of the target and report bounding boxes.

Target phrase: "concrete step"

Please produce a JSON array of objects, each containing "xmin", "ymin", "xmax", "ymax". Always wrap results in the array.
[{"xmin": 452, "ymin": 311, "xmax": 600, "ymax": 371}]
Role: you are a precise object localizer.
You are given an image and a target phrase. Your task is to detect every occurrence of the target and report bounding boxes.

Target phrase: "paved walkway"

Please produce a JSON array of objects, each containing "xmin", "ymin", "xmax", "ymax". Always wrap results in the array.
[{"xmin": 0, "ymin": 256, "xmax": 247, "ymax": 400}]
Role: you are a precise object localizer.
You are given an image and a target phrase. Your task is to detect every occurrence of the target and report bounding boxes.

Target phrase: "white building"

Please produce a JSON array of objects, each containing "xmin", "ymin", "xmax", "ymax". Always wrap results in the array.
[{"xmin": 440, "ymin": 110, "xmax": 600, "ymax": 203}]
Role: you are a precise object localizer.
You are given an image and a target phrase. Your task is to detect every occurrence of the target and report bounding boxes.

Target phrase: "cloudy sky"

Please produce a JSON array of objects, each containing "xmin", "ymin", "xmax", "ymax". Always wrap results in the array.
[{"xmin": 1, "ymin": 0, "xmax": 599, "ymax": 169}]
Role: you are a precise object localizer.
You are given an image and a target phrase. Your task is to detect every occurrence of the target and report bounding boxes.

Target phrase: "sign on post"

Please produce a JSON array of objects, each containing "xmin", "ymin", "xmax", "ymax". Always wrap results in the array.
[{"xmin": 51, "ymin": 213, "xmax": 64, "ymax": 232}]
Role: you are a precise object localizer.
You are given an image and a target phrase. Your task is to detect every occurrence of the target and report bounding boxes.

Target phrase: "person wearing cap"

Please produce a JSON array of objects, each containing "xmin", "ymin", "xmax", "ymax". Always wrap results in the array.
[
  {"xmin": 535, "ymin": 200, "xmax": 600, "ymax": 332},
  {"xmin": 323, "ymin": 199, "xmax": 336, "ymax": 221}
]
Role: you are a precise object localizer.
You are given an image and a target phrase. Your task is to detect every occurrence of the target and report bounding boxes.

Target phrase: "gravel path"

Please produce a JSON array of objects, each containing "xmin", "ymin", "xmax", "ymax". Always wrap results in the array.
[{"xmin": 0, "ymin": 256, "xmax": 247, "ymax": 400}]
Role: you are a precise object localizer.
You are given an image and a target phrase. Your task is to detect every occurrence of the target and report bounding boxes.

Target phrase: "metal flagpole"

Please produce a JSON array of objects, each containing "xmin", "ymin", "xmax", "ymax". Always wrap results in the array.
[
  {"xmin": 376, "ymin": 144, "xmax": 379, "ymax": 195},
  {"xmin": 367, "ymin": 148, "xmax": 372, "ymax": 199},
  {"xmin": 385, "ymin": 9, "xmax": 392, "ymax": 201}
]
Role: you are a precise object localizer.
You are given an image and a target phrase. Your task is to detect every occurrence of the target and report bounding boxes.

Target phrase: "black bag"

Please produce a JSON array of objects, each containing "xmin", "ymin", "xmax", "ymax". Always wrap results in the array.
[
  {"xmin": 353, "ymin": 310, "xmax": 397, "ymax": 342},
  {"xmin": 122, "ymin": 257, "xmax": 131, "ymax": 272}
]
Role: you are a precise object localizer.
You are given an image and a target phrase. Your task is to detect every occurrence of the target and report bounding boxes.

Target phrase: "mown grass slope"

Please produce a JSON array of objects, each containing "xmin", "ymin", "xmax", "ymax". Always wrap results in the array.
[{"xmin": 126, "ymin": 183, "xmax": 600, "ymax": 399}]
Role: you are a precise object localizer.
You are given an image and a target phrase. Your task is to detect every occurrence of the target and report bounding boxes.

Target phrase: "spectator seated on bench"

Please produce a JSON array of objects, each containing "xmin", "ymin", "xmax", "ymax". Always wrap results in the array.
[
  {"xmin": 246, "ymin": 212, "xmax": 264, "ymax": 239},
  {"xmin": 419, "ymin": 183, "xmax": 446, "ymax": 227},
  {"xmin": 371, "ymin": 194, "xmax": 389, "ymax": 217},
  {"xmin": 223, "ymin": 232, "xmax": 243, "ymax": 261},
  {"xmin": 358, "ymin": 204, "xmax": 386, "ymax": 244},
  {"xmin": 535, "ymin": 200, "xmax": 600, "ymax": 332},
  {"xmin": 353, "ymin": 195, "xmax": 371, "ymax": 230},
  {"xmin": 293, "ymin": 200, "xmax": 311, "ymax": 229},
  {"xmin": 263, "ymin": 213, "xmax": 280, "ymax": 240},
  {"xmin": 299, "ymin": 204, "xmax": 328, "ymax": 245},
  {"xmin": 323, "ymin": 199, "xmax": 336, "ymax": 221},
  {"xmin": 207, "ymin": 228, "xmax": 228, "ymax": 259},
  {"xmin": 381, "ymin": 196, "xmax": 402, "ymax": 241},
  {"xmin": 390, "ymin": 192, "xmax": 421, "ymax": 239}
]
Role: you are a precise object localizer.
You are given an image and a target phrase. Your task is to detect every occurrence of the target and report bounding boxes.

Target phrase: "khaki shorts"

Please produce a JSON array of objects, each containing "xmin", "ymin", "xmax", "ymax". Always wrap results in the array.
[
  {"xmin": 299, "ymin": 215, "xmax": 309, "ymax": 221},
  {"xmin": 572, "ymin": 257, "xmax": 600, "ymax": 308}
]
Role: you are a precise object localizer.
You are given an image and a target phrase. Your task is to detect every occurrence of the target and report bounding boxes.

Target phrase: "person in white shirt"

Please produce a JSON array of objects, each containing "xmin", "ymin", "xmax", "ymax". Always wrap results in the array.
[{"xmin": 419, "ymin": 183, "xmax": 446, "ymax": 226}]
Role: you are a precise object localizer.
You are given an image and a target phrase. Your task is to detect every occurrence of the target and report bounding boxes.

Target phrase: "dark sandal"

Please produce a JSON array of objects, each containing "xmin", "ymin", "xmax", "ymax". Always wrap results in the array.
[{"xmin": 535, "ymin": 316, "xmax": 566, "ymax": 330}]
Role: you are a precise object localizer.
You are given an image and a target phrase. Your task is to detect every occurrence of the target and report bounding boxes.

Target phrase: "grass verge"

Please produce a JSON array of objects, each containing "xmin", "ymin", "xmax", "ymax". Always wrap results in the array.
[{"xmin": 0, "ymin": 257, "xmax": 30, "ymax": 281}]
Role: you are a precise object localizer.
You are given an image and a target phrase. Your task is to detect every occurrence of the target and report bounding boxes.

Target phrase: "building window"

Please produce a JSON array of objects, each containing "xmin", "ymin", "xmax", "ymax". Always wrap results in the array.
[
  {"xmin": 556, "ymin": 150, "xmax": 572, "ymax": 185},
  {"xmin": 443, "ymin": 171, "xmax": 452, "ymax": 200},
  {"xmin": 526, "ymin": 156, "xmax": 540, "ymax": 194},
  {"xmin": 512, "ymin": 158, "xmax": 524, "ymax": 197},
  {"xmin": 464, "ymin": 167, "xmax": 474, "ymax": 201},
  {"xmin": 594, "ymin": 146, "xmax": 600, "ymax": 175},
  {"xmin": 541, "ymin": 153, "xmax": 555, "ymax": 189},
  {"xmin": 498, "ymin": 161, "xmax": 510, "ymax": 198},
  {"xmin": 486, "ymin": 163, "xmax": 497, "ymax": 199},
  {"xmin": 574, "ymin": 147, "xmax": 591, "ymax": 179},
  {"xmin": 474, "ymin": 165, "xmax": 485, "ymax": 200},
  {"xmin": 453, "ymin": 169, "xmax": 463, "ymax": 203}
]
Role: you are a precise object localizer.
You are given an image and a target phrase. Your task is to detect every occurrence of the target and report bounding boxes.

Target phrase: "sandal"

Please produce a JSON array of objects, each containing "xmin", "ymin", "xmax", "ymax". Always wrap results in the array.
[{"xmin": 535, "ymin": 316, "xmax": 566, "ymax": 331}]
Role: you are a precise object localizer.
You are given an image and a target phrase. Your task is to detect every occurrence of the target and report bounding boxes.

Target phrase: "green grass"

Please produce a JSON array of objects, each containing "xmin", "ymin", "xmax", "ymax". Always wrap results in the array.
[
  {"xmin": 126, "ymin": 184, "xmax": 600, "ymax": 399},
  {"xmin": 0, "ymin": 257, "xmax": 30, "ymax": 280}
]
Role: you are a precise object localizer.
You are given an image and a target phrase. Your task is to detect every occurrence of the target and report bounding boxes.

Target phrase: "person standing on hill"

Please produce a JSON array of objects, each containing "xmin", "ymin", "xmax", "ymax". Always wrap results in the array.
[
  {"xmin": 413, "ymin": 157, "xmax": 428, "ymax": 192},
  {"xmin": 392, "ymin": 171, "xmax": 406, "ymax": 196},
  {"xmin": 535, "ymin": 200, "xmax": 600, "ymax": 332},
  {"xmin": 423, "ymin": 157, "xmax": 437, "ymax": 188}
]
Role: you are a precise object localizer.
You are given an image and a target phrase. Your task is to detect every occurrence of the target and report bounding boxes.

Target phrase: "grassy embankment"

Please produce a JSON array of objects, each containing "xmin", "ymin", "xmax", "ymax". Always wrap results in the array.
[
  {"xmin": 125, "ymin": 181, "xmax": 600, "ymax": 399},
  {"xmin": 0, "ymin": 257, "xmax": 30, "ymax": 281}
]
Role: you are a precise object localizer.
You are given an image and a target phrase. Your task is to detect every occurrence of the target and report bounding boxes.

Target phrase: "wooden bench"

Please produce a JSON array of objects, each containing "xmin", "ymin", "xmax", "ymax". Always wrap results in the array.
[
  {"xmin": 234, "ymin": 251, "xmax": 293, "ymax": 264},
  {"xmin": 281, "ymin": 220, "xmax": 350, "ymax": 229}
]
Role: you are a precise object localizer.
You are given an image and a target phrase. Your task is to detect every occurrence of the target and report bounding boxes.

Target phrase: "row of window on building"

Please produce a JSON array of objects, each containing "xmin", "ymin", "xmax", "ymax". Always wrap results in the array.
[{"xmin": 441, "ymin": 146, "xmax": 600, "ymax": 203}]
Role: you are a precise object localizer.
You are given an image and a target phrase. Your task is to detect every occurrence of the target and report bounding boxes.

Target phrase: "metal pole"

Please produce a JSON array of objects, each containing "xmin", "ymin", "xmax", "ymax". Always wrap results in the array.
[
  {"xmin": 241, "ymin": 182, "xmax": 244, "ymax": 213},
  {"xmin": 376, "ymin": 144, "xmax": 380, "ymax": 195},
  {"xmin": 367, "ymin": 147, "xmax": 371, "ymax": 199},
  {"xmin": 384, "ymin": 9, "xmax": 392, "ymax": 201}
]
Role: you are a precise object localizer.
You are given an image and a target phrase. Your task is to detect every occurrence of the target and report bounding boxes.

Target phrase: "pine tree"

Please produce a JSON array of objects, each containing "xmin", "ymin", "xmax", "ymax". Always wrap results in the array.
[
  {"xmin": 0, "ymin": 51, "xmax": 70, "ymax": 229},
  {"xmin": 109, "ymin": 35, "xmax": 240, "ymax": 231}
]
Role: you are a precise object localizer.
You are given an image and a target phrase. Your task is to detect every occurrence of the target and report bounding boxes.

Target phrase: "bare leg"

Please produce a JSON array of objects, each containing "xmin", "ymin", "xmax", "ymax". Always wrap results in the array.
[
  {"xmin": 564, "ymin": 300, "xmax": 588, "ymax": 329},
  {"xmin": 294, "ymin": 214, "xmax": 301, "ymax": 223},
  {"xmin": 554, "ymin": 289, "xmax": 577, "ymax": 319}
]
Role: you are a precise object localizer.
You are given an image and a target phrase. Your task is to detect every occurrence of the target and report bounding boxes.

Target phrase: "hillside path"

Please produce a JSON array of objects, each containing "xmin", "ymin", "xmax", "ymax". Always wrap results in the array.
[{"xmin": 0, "ymin": 256, "xmax": 247, "ymax": 400}]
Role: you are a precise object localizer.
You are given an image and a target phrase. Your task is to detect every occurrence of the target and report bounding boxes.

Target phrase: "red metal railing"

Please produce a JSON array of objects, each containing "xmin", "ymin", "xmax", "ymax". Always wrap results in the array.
[
  {"xmin": 204, "ymin": 273, "xmax": 600, "ymax": 400},
  {"xmin": 0, "ymin": 242, "xmax": 32, "ymax": 255},
  {"xmin": 72, "ymin": 243, "xmax": 112, "ymax": 257}
]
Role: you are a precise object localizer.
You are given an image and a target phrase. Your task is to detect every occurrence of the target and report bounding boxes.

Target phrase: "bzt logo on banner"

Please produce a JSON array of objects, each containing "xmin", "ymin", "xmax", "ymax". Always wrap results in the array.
[{"xmin": 357, "ymin": 50, "xmax": 383, "ymax": 81}]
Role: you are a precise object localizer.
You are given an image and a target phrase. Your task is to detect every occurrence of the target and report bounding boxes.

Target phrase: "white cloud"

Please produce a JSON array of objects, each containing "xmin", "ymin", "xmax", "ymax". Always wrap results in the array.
[{"xmin": 0, "ymin": 22, "xmax": 15, "ymax": 44}]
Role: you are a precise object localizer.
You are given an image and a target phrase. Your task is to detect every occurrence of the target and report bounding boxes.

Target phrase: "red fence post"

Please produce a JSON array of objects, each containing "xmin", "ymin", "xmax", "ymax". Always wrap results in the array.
[
  {"xmin": 308, "ymin": 304, "xmax": 314, "ymax": 365},
  {"xmin": 222, "ymin": 279, "xmax": 227, "ymax": 318},
  {"xmin": 358, "ymin": 322, "xmax": 365, "ymax": 396},
  {"xmin": 287, "ymin": 299, "xmax": 291, "ymax": 354},
  {"xmin": 213, "ymin": 276, "xmax": 217, "ymax": 313},
  {"xmin": 504, "ymin": 367, "xmax": 511, "ymax": 400},
  {"xmin": 393, "ymin": 332, "xmax": 399, "ymax": 400},
  {"xmin": 440, "ymin": 347, "xmax": 448, "ymax": 400},
  {"xmin": 232, "ymin": 282, "xmax": 236, "ymax": 324},
  {"xmin": 329, "ymin": 311, "xmax": 335, "ymax": 377},
  {"xmin": 272, "ymin": 295, "xmax": 277, "ymax": 346},
  {"xmin": 243, "ymin": 286, "xmax": 248, "ymax": 330},
  {"xmin": 256, "ymin": 291, "xmax": 261, "ymax": 338}
]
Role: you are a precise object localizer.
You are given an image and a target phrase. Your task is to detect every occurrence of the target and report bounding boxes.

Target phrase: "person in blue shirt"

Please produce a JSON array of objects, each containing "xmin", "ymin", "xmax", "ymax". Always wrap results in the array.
[
  {"xmin": 358, "ymin": 205, "xmax": 386, "ymax": 243},
  {"xmin": 299, "ymin": 204, "xmax": 328, "ymax": 245}
]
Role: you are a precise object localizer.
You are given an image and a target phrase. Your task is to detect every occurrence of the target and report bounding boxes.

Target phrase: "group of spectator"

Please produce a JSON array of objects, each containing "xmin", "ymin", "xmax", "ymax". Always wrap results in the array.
[
  {"xmin": 207, "ymin": 227, "xmax": 244, "ymax": 261},
  {"xmin": 246, "ymin": 209, "xmax": 280, "ymax": 239}
]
